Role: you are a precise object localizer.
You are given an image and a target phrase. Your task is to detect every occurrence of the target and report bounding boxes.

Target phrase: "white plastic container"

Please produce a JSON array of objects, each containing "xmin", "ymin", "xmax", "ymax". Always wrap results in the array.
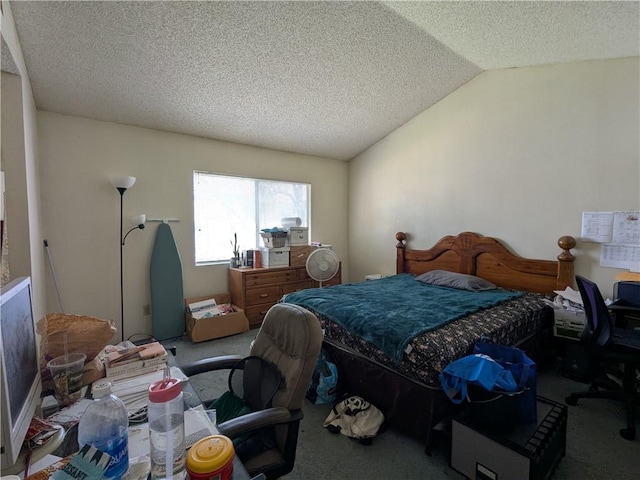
[
  {"xmin": 260, "ymin": 247, "xmax": 290, "ymax": 267},
  {"xmin": 148, "ymin": 373, "xmax": 186, "ymax": 480},
  {"xmin": 287, "ymin": 227, "xmax": 309, "ymax": 245},
  {"xmin": 78, "ymin": 381, "xmax": 129, "ymax": 480}
]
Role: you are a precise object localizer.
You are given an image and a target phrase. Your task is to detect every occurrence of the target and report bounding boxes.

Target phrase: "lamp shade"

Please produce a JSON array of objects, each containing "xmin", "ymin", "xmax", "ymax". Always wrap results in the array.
[
  {"xmin": 110, "ymin": 175, "xmax": 136, "ymax": 190},
  {"xmin": 131, "ymin": 214, "xmax": 146, "ymax": 226}
]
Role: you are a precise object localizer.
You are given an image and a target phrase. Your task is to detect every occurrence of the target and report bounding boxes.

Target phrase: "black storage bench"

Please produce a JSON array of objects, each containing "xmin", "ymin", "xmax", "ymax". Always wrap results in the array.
[{"xmin": 450, "ymin": 396, "xmax": 567, "ymax": 480}]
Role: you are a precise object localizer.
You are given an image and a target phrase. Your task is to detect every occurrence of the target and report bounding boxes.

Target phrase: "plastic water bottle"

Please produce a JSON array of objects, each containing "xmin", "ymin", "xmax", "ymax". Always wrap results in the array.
[
  {"xmin": 148, "ymin": 370, "xmax": 186, "ymax": 480},
  {"xmin": 78, "ymin": 380, "xmax": 129, "ymax": 480}
]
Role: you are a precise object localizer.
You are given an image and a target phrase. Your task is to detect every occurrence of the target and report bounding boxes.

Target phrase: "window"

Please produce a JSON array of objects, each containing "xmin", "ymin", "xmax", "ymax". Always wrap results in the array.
[{"xmin": 193, "ymin": 171, "xmax": 310, "ymax": 264}]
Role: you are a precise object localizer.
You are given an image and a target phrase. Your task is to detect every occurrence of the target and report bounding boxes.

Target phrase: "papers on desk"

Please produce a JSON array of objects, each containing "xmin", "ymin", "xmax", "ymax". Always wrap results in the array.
[
  {"xmin": 108, "ymin": 366, "xmax": 188, "ymax": 416},
  {"xmin": 46, "ymin": 368, "xmax": 188, "ymax": 428},
  {"xmin": 46, "ymin": 399, "xmax": 93, "ymax": 427}
]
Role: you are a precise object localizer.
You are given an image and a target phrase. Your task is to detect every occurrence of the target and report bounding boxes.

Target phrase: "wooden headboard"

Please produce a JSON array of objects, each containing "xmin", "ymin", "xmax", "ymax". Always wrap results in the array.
[{"xmin": 395, "ymin": 232, "xmax": 576, "ymax": 294}]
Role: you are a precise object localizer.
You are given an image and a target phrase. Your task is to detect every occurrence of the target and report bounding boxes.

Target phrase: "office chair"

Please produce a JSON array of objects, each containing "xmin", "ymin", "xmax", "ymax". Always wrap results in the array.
[
  {"xmin": 181, "ymin": 303, "xmax": 323, "ymax": 479},
  {"xmin": 565, "ymin": 275, "xmax": 640, "ymax": 440}
]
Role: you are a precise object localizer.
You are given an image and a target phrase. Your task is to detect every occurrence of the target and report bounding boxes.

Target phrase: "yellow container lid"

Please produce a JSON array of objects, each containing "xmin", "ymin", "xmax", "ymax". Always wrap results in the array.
[{"xmin": 187, "ymin": 435, "xmax": 235, "ymax": 474}]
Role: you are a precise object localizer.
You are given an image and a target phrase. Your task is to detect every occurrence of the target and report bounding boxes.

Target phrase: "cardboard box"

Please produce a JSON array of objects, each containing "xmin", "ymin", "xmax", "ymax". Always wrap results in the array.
[
  {"xmin": 289, "ymin": 245, "xmax": 316, "ymax": 268},
  {"xmin": 260, "ymin": 247, "xmax": 290, "ymax": 267},
  {"xmin": 553, "ymin": 309, "xmax": 586, "ymax": 341},
  {"xmin": 185, "ymin": 293, "xmax": 250, "ymax": 343}
]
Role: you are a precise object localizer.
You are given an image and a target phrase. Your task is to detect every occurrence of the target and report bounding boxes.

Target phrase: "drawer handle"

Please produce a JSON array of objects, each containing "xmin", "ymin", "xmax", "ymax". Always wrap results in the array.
[{"xmin": 259, "ymin": 293, "xmax": 268, "ymax": 298}]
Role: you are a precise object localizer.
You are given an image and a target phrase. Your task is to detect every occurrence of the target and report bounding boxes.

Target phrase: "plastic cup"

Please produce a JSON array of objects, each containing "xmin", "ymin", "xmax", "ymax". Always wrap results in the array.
[{"xmin": 47, "ymin": 352, "xmax": 86, "ymax": 406}]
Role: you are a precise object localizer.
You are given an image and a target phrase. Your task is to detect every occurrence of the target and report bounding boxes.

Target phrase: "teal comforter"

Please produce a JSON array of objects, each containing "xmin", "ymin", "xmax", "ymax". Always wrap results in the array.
[{"xmin": 282, "ymin": 274, "xmax": 524, "ymax": 362}]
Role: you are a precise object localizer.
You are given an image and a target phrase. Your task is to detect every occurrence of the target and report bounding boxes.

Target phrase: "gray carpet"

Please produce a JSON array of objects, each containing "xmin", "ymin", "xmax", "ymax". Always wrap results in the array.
[{"xmin": 165, "ymin": 330, "xmax": 639, "ymax": 479}]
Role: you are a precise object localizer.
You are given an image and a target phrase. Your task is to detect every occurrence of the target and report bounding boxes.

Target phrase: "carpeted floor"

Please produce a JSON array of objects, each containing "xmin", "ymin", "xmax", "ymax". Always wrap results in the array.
[{"xmin": 165, "ymin": 330, "xmax": 639, "ymax": 480}]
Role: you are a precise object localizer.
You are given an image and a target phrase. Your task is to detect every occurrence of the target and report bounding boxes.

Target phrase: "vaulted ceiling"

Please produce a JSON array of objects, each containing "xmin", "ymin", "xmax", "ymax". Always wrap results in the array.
[{"xmin": 4, "ymin": 1, "xmax": 639, "ymax": 160}]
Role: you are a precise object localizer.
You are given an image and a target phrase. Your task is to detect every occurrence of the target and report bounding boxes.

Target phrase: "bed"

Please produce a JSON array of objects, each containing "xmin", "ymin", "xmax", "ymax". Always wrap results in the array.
[{"xmin": 283, "ymin": 231, "xmax": 576, "ymax": 453}]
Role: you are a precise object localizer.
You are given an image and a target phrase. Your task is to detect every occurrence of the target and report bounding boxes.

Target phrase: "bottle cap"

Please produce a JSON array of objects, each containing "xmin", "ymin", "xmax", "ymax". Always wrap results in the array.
[
  {"xmin": 92, "ymin": 381, "xmax": 112, "ymax": 399},
  {"xmin": 186, "ymin": 435, "xmax": 234, "ymax": 474},
  {"xmin": 148, "ymin": 377, "xmax": 182, "ymax": 402}
]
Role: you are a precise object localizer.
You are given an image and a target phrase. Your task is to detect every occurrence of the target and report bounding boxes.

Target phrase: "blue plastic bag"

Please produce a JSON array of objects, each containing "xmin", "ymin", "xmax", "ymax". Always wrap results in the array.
[
  {"xmin": 307, "ymin": 351, "xmax": 338, "ymax": 404},
  {"xmin": 473, "ymin": 340, "xmax": 538, "ymax": 423},
  {"xmin": 439, "ymin": 353, "xmax": 519, "ymax": 405}
]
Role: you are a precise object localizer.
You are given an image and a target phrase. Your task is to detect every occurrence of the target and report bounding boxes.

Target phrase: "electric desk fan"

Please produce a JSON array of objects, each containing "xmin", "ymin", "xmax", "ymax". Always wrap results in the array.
[{"xmin": 305, "ymin": 248, "xmax": 340, "ymax": 287}]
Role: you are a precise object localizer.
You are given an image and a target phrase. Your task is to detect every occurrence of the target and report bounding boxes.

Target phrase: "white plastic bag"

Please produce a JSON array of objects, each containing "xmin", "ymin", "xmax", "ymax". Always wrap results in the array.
[{"xmin": 323, "ymin": 396, "xmax": 384, "ymax": 440}]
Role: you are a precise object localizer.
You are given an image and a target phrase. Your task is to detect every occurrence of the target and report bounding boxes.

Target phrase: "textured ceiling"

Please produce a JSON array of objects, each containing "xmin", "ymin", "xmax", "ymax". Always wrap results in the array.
[
  {"xmin": 1, "ymin": 35, "xmax": 19, "ymax": 75},
  {"xmin": 4, "ymin": 1, "xmax": 639, "ymax": 161}
]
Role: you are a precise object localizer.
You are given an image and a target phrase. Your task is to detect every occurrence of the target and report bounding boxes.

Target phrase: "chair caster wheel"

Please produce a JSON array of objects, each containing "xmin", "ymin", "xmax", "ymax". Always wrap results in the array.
[
  {"xmin": 565, "ymin": 396, "xmax": 578, "ymax": 406},
  {"xmin": 620, "ymin": 428, "xmax": 636, "ymax": 441}
]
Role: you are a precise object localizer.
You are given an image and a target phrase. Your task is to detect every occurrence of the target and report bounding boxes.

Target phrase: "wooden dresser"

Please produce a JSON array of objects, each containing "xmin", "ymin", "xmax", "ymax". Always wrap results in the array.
[{"xmin": 228, "ymin": 264, "xmax": 341, "ymax": 328}]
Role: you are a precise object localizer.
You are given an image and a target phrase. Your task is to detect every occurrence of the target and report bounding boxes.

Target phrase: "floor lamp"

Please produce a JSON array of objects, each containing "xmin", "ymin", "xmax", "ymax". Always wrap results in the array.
[{"xmin": 110, "ymin": 175, "xmax": 145, "ymax": 342}]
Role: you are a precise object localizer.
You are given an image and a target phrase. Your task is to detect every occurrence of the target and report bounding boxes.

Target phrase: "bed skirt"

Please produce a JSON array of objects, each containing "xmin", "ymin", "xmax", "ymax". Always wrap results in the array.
[
  {"xmin": 322, "ymin": 326, "xmax": 551, "ymax": 454},
  {"xmin": 322, "ymin": 337, "xmax": 453, "ymax": 453}
]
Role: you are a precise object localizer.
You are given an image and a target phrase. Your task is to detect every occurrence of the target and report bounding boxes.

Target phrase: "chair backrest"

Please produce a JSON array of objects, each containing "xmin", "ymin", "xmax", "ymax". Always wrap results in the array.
[
  {"xmin": 575, "ymin": 275, "xmax": 613, "ymax": 347},
  {"xmin": 246, "ymin": 303, "xmax": 323, "ymax": 462},
  {"xmin": 228, "ymin": 356, "xmax": 282, "ymax": 411},
  {"xmin": 249, "ymin": 303, "xmax": 323, "ymax": 411}
]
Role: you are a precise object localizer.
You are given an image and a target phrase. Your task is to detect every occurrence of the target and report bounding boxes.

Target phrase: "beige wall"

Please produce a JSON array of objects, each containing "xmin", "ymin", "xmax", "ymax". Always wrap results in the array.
[
  {"xmin": 37, "ymin": 112, "xmax": 348, "ymax": 340},
  {"xmin": 349, "ymin": 57, "xmax": 640, "ymax": 297}
]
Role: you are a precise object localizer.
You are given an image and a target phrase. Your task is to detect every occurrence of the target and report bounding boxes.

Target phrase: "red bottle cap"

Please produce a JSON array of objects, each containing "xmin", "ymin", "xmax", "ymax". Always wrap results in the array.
[{"xmin": 148, "ymin": 377, "xmax": 182, "ymax": 403}]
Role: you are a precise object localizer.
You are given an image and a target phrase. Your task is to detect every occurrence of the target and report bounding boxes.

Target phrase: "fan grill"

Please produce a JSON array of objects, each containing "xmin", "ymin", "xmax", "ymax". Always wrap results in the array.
[{"xmin": 306, "ymin": 249, "xmax": 339, "ymax": 284}]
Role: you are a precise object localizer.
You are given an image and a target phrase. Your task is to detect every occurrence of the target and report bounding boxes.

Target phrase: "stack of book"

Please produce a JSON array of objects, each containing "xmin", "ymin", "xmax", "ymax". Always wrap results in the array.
[{"xmin": 105, "ymin": 342, "xmax": 168, "ymax": 381}]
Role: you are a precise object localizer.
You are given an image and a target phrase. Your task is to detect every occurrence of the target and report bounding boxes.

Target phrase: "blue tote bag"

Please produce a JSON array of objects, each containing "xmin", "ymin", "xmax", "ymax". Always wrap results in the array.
[
  {"xmin": 439, "ymin": 353, "xmax": 519, "ymax": 405},
  {"xmin": 473, "ymin": 340, "xmax": 538, "ymax": 423}
]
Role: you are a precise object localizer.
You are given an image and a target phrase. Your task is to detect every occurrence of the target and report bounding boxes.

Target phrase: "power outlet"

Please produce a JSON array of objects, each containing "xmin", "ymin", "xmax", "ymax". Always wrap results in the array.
[{"xmin": 143, "ymin": 304, "xmax": 151, "ymax": 316}]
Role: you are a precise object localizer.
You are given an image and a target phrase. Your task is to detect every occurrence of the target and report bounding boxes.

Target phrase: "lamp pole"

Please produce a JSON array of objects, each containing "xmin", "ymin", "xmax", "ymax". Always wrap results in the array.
[
  {"xmin": 110, "ymin": 174, "xmax": 137, "ymax": 343},
  {"xmin": 117, "ymin": 186, "xmax": 126, "ymax": 342}
]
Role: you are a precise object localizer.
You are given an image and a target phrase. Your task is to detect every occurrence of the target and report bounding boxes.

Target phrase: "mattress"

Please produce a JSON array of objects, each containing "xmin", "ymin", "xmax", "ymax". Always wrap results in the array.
[{"xmin": 318, "ymin": 292, "xmax": 551, "ymax": 387}]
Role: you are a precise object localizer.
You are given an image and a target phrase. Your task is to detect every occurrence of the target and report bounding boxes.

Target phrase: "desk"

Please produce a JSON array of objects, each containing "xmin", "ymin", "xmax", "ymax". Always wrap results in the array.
[
  {"xmin": 0, "ymin": 425, "xmax": 66, "ymax": 476},
  {"xmin": 33, "ymin": 367, "xmax": 251, "ymax": 479},
  {"xmin": 180, "ymin": 372, "xmax": 251, "ymax": 480},
  {"xmin": 610, "ymin": 304, "xmax": 640, "ymax": 330}
]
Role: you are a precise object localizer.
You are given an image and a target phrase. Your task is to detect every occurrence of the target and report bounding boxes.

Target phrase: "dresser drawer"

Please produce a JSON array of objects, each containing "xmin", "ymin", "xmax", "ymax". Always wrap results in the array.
[
  {"xmin": 282, "ymin": 281, "xmax": 314, "ymax": 295},
  {"xmin": 229, "ymin": 264, "xmax": 341, "ymax": 329},
  {"xmin": 298, "ymin": 269, "xmax": 313, "ymax": 281},
  {"xmin": 323, "ymin": 274, "xmax": 342, "ymax": 287},
  {"xmin": 298, "ymin": 264, "xmax": 341, "ymax": 286},
  {"xmin": 246, "ymin": 304, "xmax": 273, "ymax": 328},
  {"xmin": 245, "ymin": 270, "xmax": 297, "ymax": 287},
  {"xmin": 246, "ymin": 285, "xmax": 282, "ymax": 306}
]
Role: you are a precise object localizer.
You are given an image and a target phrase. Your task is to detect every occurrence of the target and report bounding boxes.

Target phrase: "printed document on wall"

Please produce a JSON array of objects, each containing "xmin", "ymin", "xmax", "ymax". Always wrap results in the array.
[
  {"xmin": 612, "ymin": 211, "xmax": 640, "ymax": 244},
  {"xmin": 581, "ymin": 211, "xmax": 614, "ymax": 243},
  {"xmin": 583, "ymin": 211, "xmax": 640, "ymax": 271},
  {"xmin": 600, "ymin": 244, "xmax": 640, "ymax": 272}
]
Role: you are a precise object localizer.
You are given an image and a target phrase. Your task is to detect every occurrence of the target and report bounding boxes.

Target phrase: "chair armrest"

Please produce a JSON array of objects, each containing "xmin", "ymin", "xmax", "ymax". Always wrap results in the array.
[
  {"xmin": 180, "ymin": 355, "xmax": 243, "ymax": 376},
  {"xmin": 217, "ymin": 408, "xmax": 304, "ymax": 439}
]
